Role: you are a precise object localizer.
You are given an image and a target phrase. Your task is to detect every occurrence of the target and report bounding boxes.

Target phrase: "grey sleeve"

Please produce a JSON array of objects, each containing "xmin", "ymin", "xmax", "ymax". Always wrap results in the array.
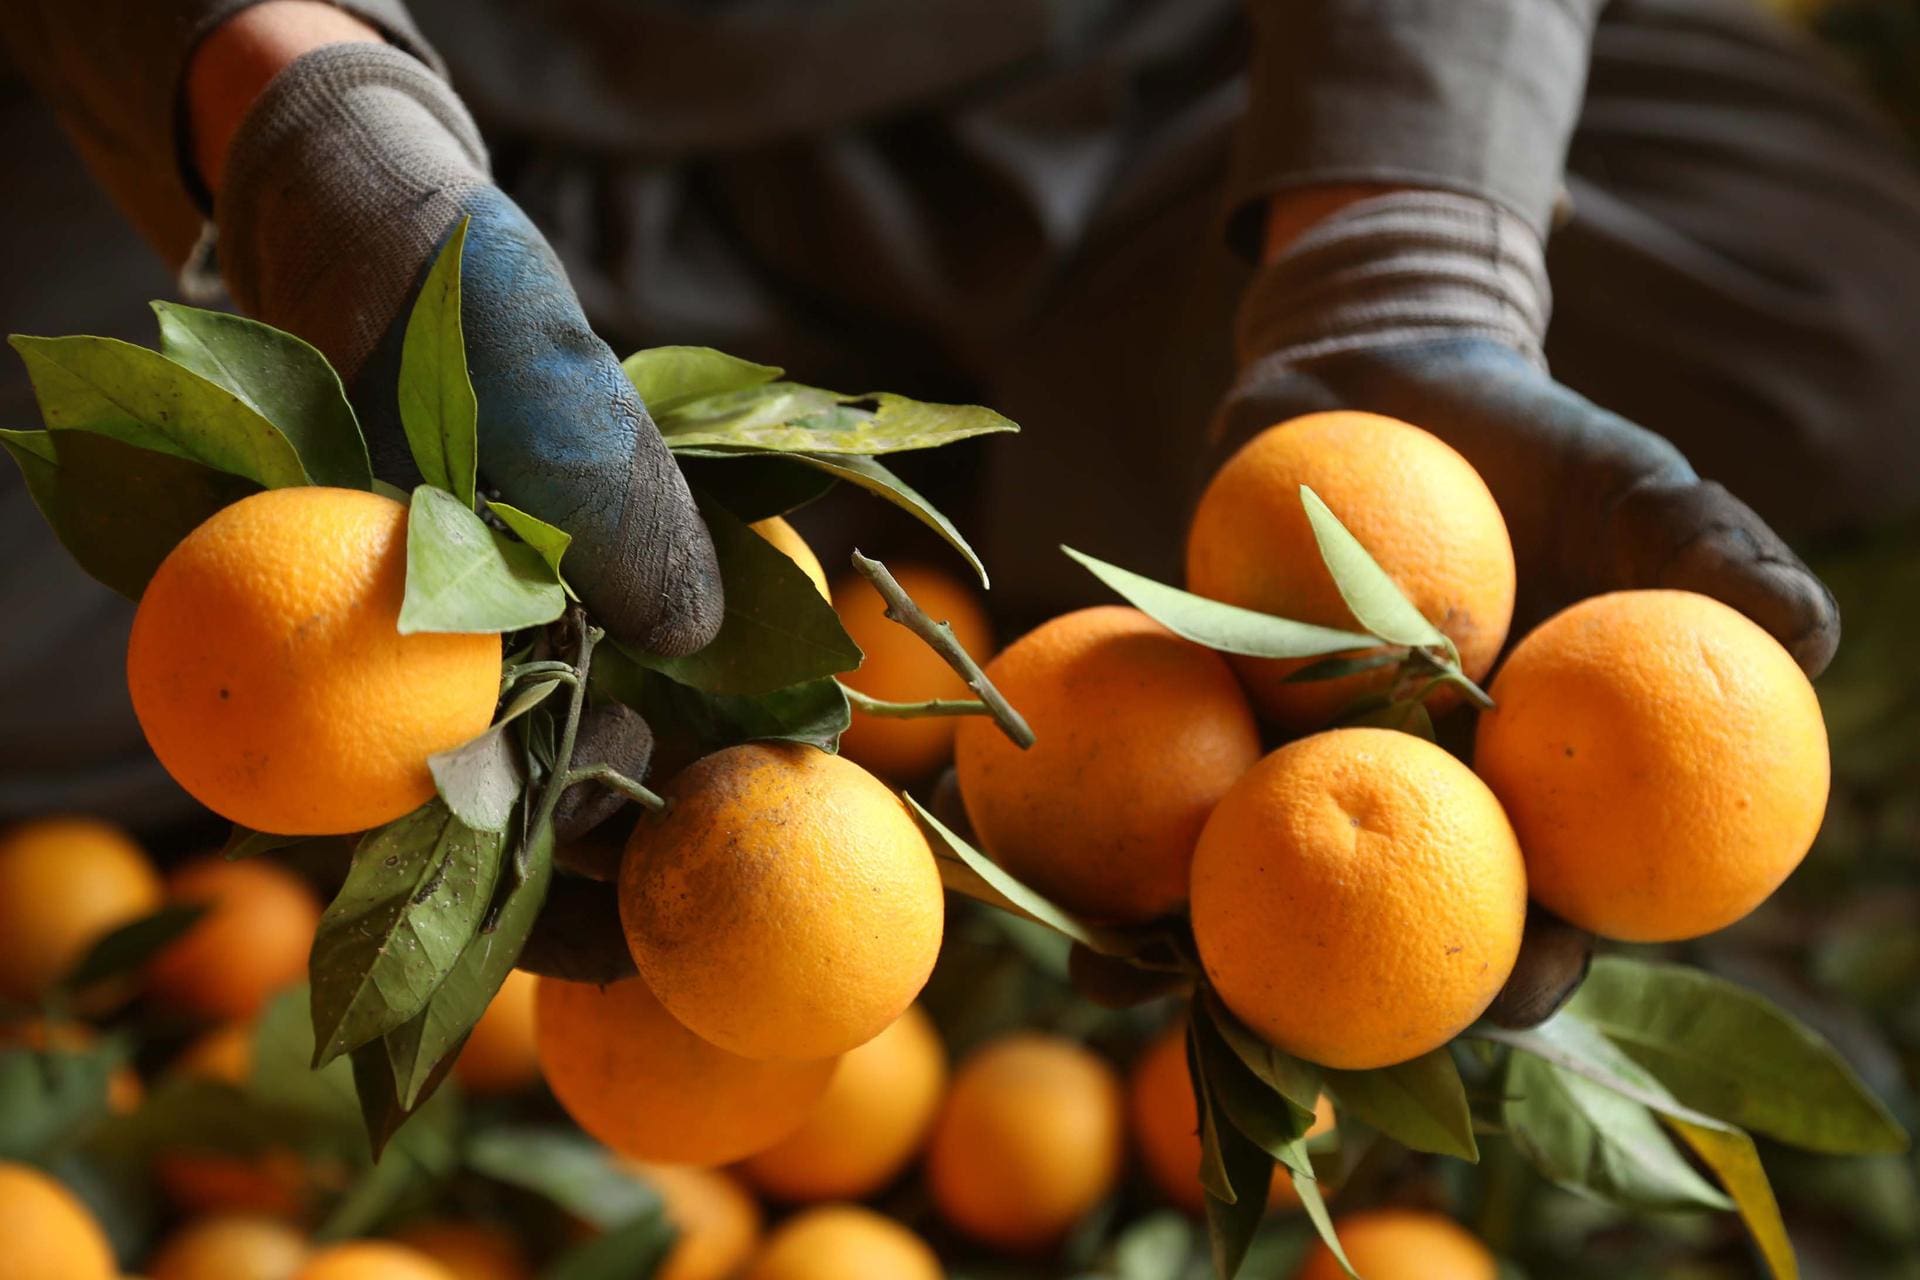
[
  {"xmin": 1226, "ymin": 0, "xmax": 1608, "ymax": 252},
  {"xmin": 0, "ymin": 0, "xmax": 441, "ymax": 268}
]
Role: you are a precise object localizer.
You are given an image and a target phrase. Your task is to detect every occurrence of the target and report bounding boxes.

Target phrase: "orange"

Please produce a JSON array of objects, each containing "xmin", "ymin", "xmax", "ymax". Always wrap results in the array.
[
  {"xmin": 1, "ymin": 1020, "xmax": 143, "ymax": 1113},
  {"xmin": 1191, "ymin": 729, "xmax": 1526, "ymax": 1070},
  {"xmin": 388, "ymin": 1221, "xmax": 529, "ymax": 1280},
  {"xmin": 620, "ymin": 743, "xmax": 943, "ymax": 1061},
  {"xmin": 927, "ymin": 1033, "xmax": 1124, "ymax": 1251},
  {"xmin": 741, "ymin": 1004, "xmax": 946, "ymax": 1202},
  {"xmin": 147, "ymin": 857, "xmax": 321, "ymax": 1022},
  {"xmin": 1185, "ymin": 411, "xmax": 1516, "ymax": 731},
  {"xmin": 451, "ymin": 969, "xmax": 539, "ymax": 1095},
  {"xmin": 148, "ymin": 1214, "xmax": 309, "ymax": 1280},
  {"xmin": 0, "ymin": 1160, "xmax": 117, "ymax": 1280},
  {"xmin": 833, "ymin": 563, "xmax": 994, "ymax": 782},
  {"xmin": 173, "ymin": 1022, "xmax": 254, "ymax": 1084},
  {"xmin": 127, "ymin": 487, "xmax": 502, "ymax": 835},
  {"xmin": 629, "ymin": 1163, "xmax": 763, "ymax": 1280},
  {"xmin": 292, "ymin": 1242, "xmax": 455, "ymax": 1280},
  {"xmin": 743, "ymin": 1205, "xmax": 941, "ymax": 1280},
  {"xmin": 752, "ymin": 517, "xmax": 830, "ymax": 600},
  {"xmin": 1296, "ymin": 1209, "xmax": 1497, "ymax": 1280},
  {"xmin": 1129, "ymin": 1022, "xmax": 1337, "ymax": 1216},
  {"xmin": 955, "ymin": 606, "xmax": 1260, "ymax": 923},
  {"xmin": 0, "ymin": 816, "xmax": 161, "ymax": 1003},
  {"xmin": 533, "ymin": 975, "xmax": 834, "ymax": 1165},
  {"xmin": 1474, "ymin": 590, "xmax": 1830, "ymax": 942}
]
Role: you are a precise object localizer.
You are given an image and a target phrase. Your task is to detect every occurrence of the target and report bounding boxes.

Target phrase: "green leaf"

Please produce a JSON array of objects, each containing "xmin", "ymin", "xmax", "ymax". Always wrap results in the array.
[
  {"xmin": 1567, "ymin": 956, "xmax": 1908, "ymax": 1155},
  {"xmin": 58, "ymin": 903, "xmax": 207, "ymax": 993},
  {"xmin": 251, "ymin": 987, "xmax": 365, "ymax": 1152},
  {"xmin": 654, "ymin": 380, "xmax": 1016, "ymax": 454},
  {"xmin": 0, "ymin": 1045, "xmax": 120, "ymax": 1159},
  {"xmin": 1289, "ymin": 1167, "xmax": 1353, "ymax": 1279},
  {"xmin": 427, "ymin": 678, "xmax": 559, "ymax": 833},
  {"xmin": 151, "ymin": 301, "xmax": 372, "ymax": 490},
  {"xmin": 1666, "ymin": 1117, "xmax": 1799, "ymax": 1280},
  {"xmin": 542, "ymin": 1209, "xmax": 678, "ymax": 1280},
  {"xmin": 0, "ymin": 428, "xmax": 258, "ymax": 599},
  {"xmin": 309, "ymin": 802, "xmax": 504, "ymax": 1067},
  {"xmin": 1199, "ymin": 992, "xmax": 1322, "ymax": 1125},
  {"xmin": 400, "ymin": 484, "xmax": 565, "ymax": 634},
  {"xmin": 1284, "ymin": 651, "xmax": 1404, "ymax": 683},
  {"xmin": 1112, "ymin": 1212, "xmax": 1194, "ymax": 1280},
  {"xmin": 398, "ymin": 218, "xmax": 479, "ymax": 507},
  {"xmin": 1322, "ymin": 1048, "xmax": 1478, "ymax": 1161},
  {"xmin": 1298, "ymin": 486, "xmax": 1450, "ymax": 652},
  {"xmin": 905, "ymin": 794, "xmax": 1140, "ymax": 957},
  {"xmin": 10, "ymin": 333, "xmax": 308, "ymax": 487},
  {"xmin": 465, "ymin": 1125, "xmax": 662, "ymax": 1229},
  {"xmin": 624, "ymin": 493, "xmax": 859, "ymax": 695},
  {"xmin": 486, "ymin": 501, "xmax": 573, "ymax": 591},
  {"xmin": 320, "ymin": 1065, "xmax": 462, "ymax": 1239},
  {"xmin": 675, "ymin": 452, "xmax": 838, "ymax": 522},
  {"xmin": 1343, "ymin": 698, "xmax": 1437, "ymax": 740},
  {"xmin": 621, "ymin": 345, "xmax": 782, "ymax": 415},
  {"xmin": 1195, "ymin": 1030, "xmax": 1280, "ymax": 1280},
  {"xmin": 612, "ymin": 660, "xmax": 852, "ymax": 755},
  {"xmin": 1191, "ymin": 1007, "xmax": 1315, "ymax": 1180},
  {"xmin": 791, "ymin": 453, "xmax": 988, "ymax": 587},
  {"xmin": 1062, "ymin": 547, "xmax": 1377, "ymax": 659}
]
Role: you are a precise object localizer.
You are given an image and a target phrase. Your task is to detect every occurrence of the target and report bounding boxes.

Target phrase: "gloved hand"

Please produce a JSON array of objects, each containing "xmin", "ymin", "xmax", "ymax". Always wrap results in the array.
[
  {"xmin": 1213, "ymin": 189, "xmax": 1839, "ymax": 677},
  {"xmin": 214, "ymin": 43, "xmax": 721, "ymax": 656}
]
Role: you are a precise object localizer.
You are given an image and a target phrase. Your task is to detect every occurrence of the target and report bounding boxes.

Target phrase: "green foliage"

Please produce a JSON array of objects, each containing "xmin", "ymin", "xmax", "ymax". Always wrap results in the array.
[
  {"xmin": 428, "ymin": 677, "xmax": 560, "ymax": 832},
  {"xmin": 398, "ymin": 218, "xmax": 479, "ymax": 507},
  {"xmin": 651, "ymin": 379, "xmax": 1015, "ymax": 455},
  {"xmin": 622, "ymin": 344, "xmax": 781, "ymax": 414},
  {"xmin": 773, "ymin": 452, "xmax": 989, "ymax": 586},
  {"xmin": 1321, "ymin": 1048, "xmax": 1477, "ymax": 1161},
  {"xmin": 487, "ymin": 501, "xmax": 574, "ymax": 590},
  {"xmin": 463, "ymin": 1126, "xmax": 663, "ymax": 1229},
  {"xmin": 597, "ymin": 648, "xmax": 852, "ymax": 755},
  {"xmin": 0, "ymin": 1043, "xmax": 125, "ymax": 1160},
  {"xmin": 57, "ymin": 904, "xmax": 207, "ymax": 994},
  {"xmin": 400, "ymin": 485, "xmax": 568, "ymax": 634},
  {"xmin": 1298, "ymin": 484, "xmax": 1452, "ymax": 654},
  {"xmin": 679, "ymin": 452, "xmax": 840, "ymax": 522}
]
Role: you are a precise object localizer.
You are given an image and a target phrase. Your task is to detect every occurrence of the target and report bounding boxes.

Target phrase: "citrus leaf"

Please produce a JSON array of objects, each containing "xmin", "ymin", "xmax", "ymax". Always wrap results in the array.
[
  {"xmin": 1194, "ymin": 1024, "xmax": 1281, "ymax": 1280},
  {"xmin": 1567, "ymin": 956, "xmax": 1908, "ymax": 1155},
  {"xmin": 791, "ymin": 453, "xmax": 988, "ymax": 587},
  {"xmin": 1111, "ymin": 1212, "xmax": 1194, "ymax": 1280},
  {"xmin": 398, "ymin": 218, "xmax": 478, "ymax": 508},
  {"xmin": 1322, "ymin": 1048, "xmax": 1477, "ymax": 1160},
  {"xmin": 1062, "ymin": 547, "xmax": 1376, "ymax": 659},
  {"xmin": 904, "ymin": 793, "xmax": 1140, "ymax": 957},
  {"xmin": 1199, "ymin": 991, "xmax": 1321, "ymax": 1126},
  {"xmin": 601, "ymin": 649, "xmax": 850, "ymax": 755},
  {"xmin": 1189, "ymin": 1027, "xmax": 1234, "ymax": 1205},
  {"xmin": 321, "ymin": 1064, "xmax": 462, "ymax": 1239},
  {"xmin": 1192, "ymin": 1006, "xmax": 1315, "ymax": 1178},
  {"xmin": 0, "ymin": 1045, "xmax": 121, "ymax": 1160},
  {"xmin": 1298, "ymin": 485, "xmax": 1451, "ymax": 652},
  {"xmin": 621, "ymin": 345, "xmax": 782, "ymax": 415},
  {"xmin": 654, "ymin": 382, "xmax": 1016, "ymax": 454},
  {"xmin": 544, "ymin": 1208, "xmax": 678, "ymax": 1280},
  {"xmin": 151, "ymin": 301, "xmax": 371, "ymax": 490},
  {"xmin": 0, "ymin": 428, "xmax": 258, "ymax": 599},
  {"xmin": 1666, "ymin": 1117, "xmax": 1798, "ymax": 1280},
  {"xmin": 1342, "ymin": 698, "xmax": 1436, "ymax": 740},
  {"xmin": 465, "ymin": 1125, "xmax": 662, "ymax": 1229},
  {"xmin": 1284, "ymin": 651, "xmax": 1403, "ymax": 683},
  {"xmin": 1290, "ymin": 1166, "xmax": 1355, "ymax": 1279},
  {"xmin": 427, "ymin": 678, "xmax": 558, "ymax": 833},
  {"xmin": 400, "ymin": 484, "xmax": 565, "ymax": 634},
  {"xmin": 675, "ymin": 451, "xmax": 838, "ymax": 522},
  {"xmin": 486, "ymin": 501, "xmax": 573, "ymax": 592},
  {"xmin": 623, "ymin": 493, "xmax": 859, "ymax": 695},
  {"xmin": 309, "ymin": 802, "xmax": 505, "ymax": 1067},
  {"xmin": 10, "ymin": 333, "xmax": 307, "ymax": 487},
  {"xmin": 58, "ymin": 904, "xmax": 207, "ymax": 993},
  {"xmin": 251, "ymin": 986, "xmax": 365, "ymax": 1151}
]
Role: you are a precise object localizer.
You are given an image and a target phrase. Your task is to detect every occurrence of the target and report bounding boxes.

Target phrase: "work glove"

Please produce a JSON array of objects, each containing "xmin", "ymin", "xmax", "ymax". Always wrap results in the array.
[{"xmin": 216, "ymin": 43, "xmax": 721, "ymax": 657}]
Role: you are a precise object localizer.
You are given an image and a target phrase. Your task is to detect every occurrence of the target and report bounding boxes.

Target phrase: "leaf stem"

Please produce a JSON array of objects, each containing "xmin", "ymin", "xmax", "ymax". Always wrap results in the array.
[
  {"xmin": 526, "ymin": 609, "xmax": 600, "ymax": 870},
  {"xmin": 500, "ymin": 659, "xmax": 578, "ymax": 697},
  {"xmin": 560, "ymin": 764, "xmax": 669, "ymax": 813},
  {"xmin": 851, "ymin": 551, "xmax": 1035, "ymax": 749},
  {"xmin": 839, "ymin": 685, "xmax": 993, "ymax": 720}
]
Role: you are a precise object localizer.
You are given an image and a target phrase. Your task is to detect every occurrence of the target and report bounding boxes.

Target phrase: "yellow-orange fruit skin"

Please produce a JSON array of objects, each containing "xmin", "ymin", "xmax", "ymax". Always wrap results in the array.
[
  {"xmin": 292, "ymin": 1241, "xmax": 456, "ymax": 1280},
  {"xmin": 741, "ymin": 1004, "xmax": 947, "ymax": 1202},
  {"xmin": 927, "ymin": 1034, "xmax": 1124, "ymax": 1252},
  {"xmin": 388, "ymin": 1221, "xmax": 530, "ymax": 1280},
  {"xmin": 621, "ymin": 743, "xmax": 943, "ymax": 1062},
  {"xmin": 743, "ymin": 1205, "xmax": 942, "ymax": 1280},
  {"xmin": 533, "ymin": 975, "xmax": 834, "ymax": 1166},
  {"xmin": 451, "ymin": 969, "xmax": 539, "ymax": 1095},
  {"xmin": 1185, "ymin": 412, "xmax": 1515, "ymax": 730},
  {"xmin": 127, "ymin": 487, "xmax": 501, "ymax": 835},
  {"xmin": 1474, "ymin": 590, "xmax": 1830, "ymax": 942},
  {"xmin": 1191, "ymin": 729, "xmax": 1526, "ymax": 1070},
  {"xmin": 0, "ymin": 817, "xmax": 161, "ymax": 1004},
  {"xmin": 1296, "ymin": 1209, "xmax": 1498, "ymax": 1280},
  {"xmin": 1129, "ymin": 1023, "xmax": 1336, "ymax": 1216},
  {"xmin": 0, "ymin": 1161, "xmax": 118, "ymax": 1280},
  {"xmin": 628, "ymin": 1163, "xmax": 763, "ymax": 1280},
  {"xmin": 834, "ymin": 563, "xmax": 994, "ymax": 782},
  {"xmin": 752, "ymin": 517, "xmax": 830, "ymax": 600},
  {"xmin": 148, "ymin": 1214, "xmax": 309, "ymax": 1280},
  {"xmin": 955, "ymin": 606, "xmax": 1261, "ymax": 924},
  {"xmin": 147, "ymin": 857, "xmax": 321, "ymax": 1022}
]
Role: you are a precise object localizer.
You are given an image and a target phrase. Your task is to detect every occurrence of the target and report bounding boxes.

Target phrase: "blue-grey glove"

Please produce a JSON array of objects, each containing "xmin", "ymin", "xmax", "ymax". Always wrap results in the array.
[
  {"xmin": 1216, "ymin": 191, "xmax": 1839, "ymax": 676},
  {"xmin": 215, "ymin": 43, "xmax": 720, "ymax": 656}
]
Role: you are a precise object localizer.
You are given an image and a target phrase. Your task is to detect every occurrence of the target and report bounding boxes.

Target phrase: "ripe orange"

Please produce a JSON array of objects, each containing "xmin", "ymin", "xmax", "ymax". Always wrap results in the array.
[
  {"xmin": 148, "ymin": 1214, "xmax": 309, "ymax": 1280},
  {"xmin": 1296, "ymin": 1209, "xmax": 1497, "ymax": 1280},
  {"xmin": 292, "ymin": 1241, "xmax": 456, "ymax": 1280},
  {"xmin": 629, "ymin": 1163, "xmax": 763, "ymax": 1280},
  {"xmin": 451, "ymin": 969, "xmax": 539, "ymax": 1095},
  {"xmin": 620, "ymin": 743, "xmax": 943, "ymax": 1061},
  {"xmin": 0, "ymin": 1019, "xmax": 143, "ymax": 1113},
  {"xmin": 147, "ymin": 857, "xmax": 321, "ymax": 1022},
  {"xmin": 127, "ymin": 487, "xmax": 502, "ymax": 835},
  {"xmin": 1129, "ymin": 1022, "xmax": 1337, "ymax": 1216},
  {"xmin": 833, "ymin": 562, "xmax": 994, "ymax": 782},
  {"xmin": 927, "ymin": 1033, "xmax": 1124, "ymax": 1251},
  {"xmin": 1191, "ymin": 729, "xmax": 1526, "ymax": 1070},
  {"xmin": 0, "ymin": 1160, "xmax": 117, "ymax": 1280},
  {"xmin": 388, "ymin": 1221, "xmax": 529, "ymax": 1280},
  {"xmin": 0, "ymin": 816, "xmax": 161, "ymax": 1004},
  {"xmin": 955, "ymin": 606, "xmax": 1260, "ymax": 924},
  {"xmin": 533, "ymin": 975, "xmax": 834, "ymax": 1165},
  {"xmin": 741, "ymin": 1004, "xmax": 947, "ymax": 1202},
  {"xmin": 743, "ymin": 1205, "xmax": 941, "ymax": 1280},
  {"xmin": 1474, "ymin": 590, "xmax": 1830, "ymax": 942},
  {"xmin": 173, "ymin": 1021, "xmax": 254, "ymax": 1084},
  {"xmin": 1185, "ymin": 411, "xmax": 1515, "ymax": 731},
  {"xmin": 752, "ymin": 517, "xmax": 830, "ymax": 600}
]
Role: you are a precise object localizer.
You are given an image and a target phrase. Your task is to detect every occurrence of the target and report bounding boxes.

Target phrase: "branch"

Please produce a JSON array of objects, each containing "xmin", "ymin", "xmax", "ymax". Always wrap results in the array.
[
  {"xmin": 840, "ymin": 685, "xmax": 992, "ymax": 720},
  {"xmin": 560, "ymin": 764, "xmax": 668, "ymax": 813}
]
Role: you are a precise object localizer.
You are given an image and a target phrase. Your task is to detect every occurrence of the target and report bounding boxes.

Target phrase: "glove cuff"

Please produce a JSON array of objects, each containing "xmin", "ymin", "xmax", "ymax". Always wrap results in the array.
[
  {"xmin": 216, "ymin": 42, "xmax": 490, "ymax": 378},
  {"xmin": 1236, "ymin": 190, "xmax": 1551, "ymax": 371}
]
